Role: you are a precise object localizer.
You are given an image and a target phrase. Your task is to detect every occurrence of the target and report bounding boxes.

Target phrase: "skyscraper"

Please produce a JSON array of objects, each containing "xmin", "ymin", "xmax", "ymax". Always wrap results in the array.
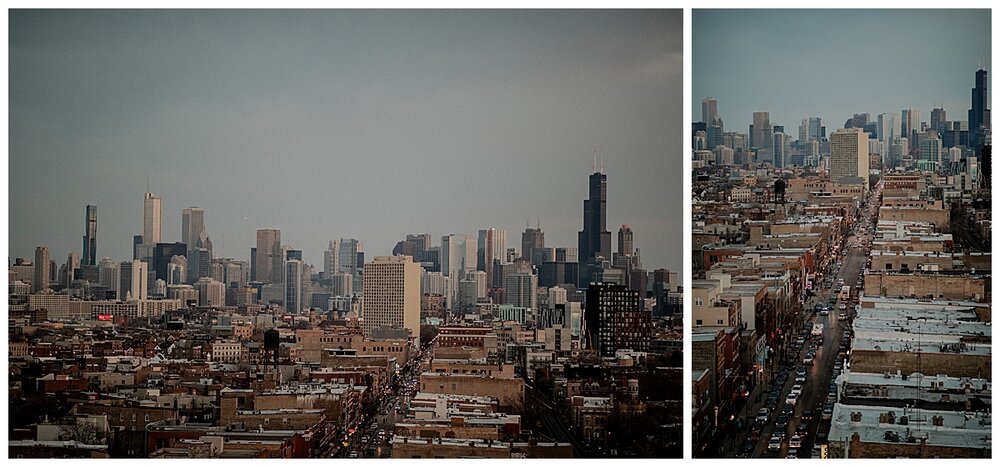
[
  {"xmin": 405, "ymin": 233, "xmax": 431, "ymax": 262},
  {"xmin": 477, "ymin": 227, "xmax": 506, "ymax": 287},
  {"xmin": 98, "ymin": 257, "xmax": 120, "ymax": 298},
  {"xmin": 751, "ymin": 111, "xmax": 771, "ymax": 149},
  {"xmin": 143, "ymin": 192, "xmax": 162, "ymax": 245},
  {"xmin": 521, "ymin": 223, "xmax": 545, "ymax": 266},
  {"xmin": 970, "ymin": 68, "xmax": 991, "ymax": 161},
  {"xmin": 83, "ymin": 205, "xmax": 97, "ymax": 266},
  {"xmin": 920, "ymin": 131, "xmax": 943, "ymax": 166},
  {"xmin": 186, "ymin": 247, "xmax": 212, "ymax": 284},
  {"xmin": 799, "ymin": 117, "xmax": 824, "ymax": 142},
  {"xmin": 703, "ymin": 98, "xmax": 724, "ymax": 149},
  {"xmin": 182, "ymin": 207, "xmax": 206, "ymax": 249},
  {"xmin": 578, "ymin": 165, "xmax": 611, "ymax": 286},
  {"xmin": 969, "ymin": 67, "xmax": 990, "ymax": 133},
  {"xmin": 153, "ymin": 242, "xmax": 187, "ymax": 283},
  {"xmin": 362, "ymin": 256, "xmax": 421, "ymax": 345},
  {"xmin": 902, "ymin": 108, "xmax": 920, "ymax": 141},
  {"xmin": 284, "ymin": 259, "xmax": 303, "ymax": 313},
  {"xmin": 618, "ymin": 224, "xmax": 634, "ymax": 259},
  {"xmin": 120, "ymin": 259, "xmax": 148, "ymax": 301},
  {"xmin": 830, "ymin": 127, "xmax": 870, "ymax": 187},
  {"xmin": 62, "ymin": 253, "xmax": 80, "ymax": 287},
  {"xmin": 772, "ymin": 131, "xmax": 788, "ymax": 167},
  {"xmin": 33, "ymin": 245, "xmax": 50, "ymax": 293},
  {"xmin": 931, "ymin": 107, "xmax": 947, "ymax": 135},
  {"xmin": 255, "ymin": 229, "xmax": 281, "ymax": 284},
  {"xmin": 504, "ymin": 270, "xmax": 538, "ymax": 310},
  {"xmin": 702, "ymin": 97, "xmax": 719, "ymax": 124},
  {"xmin": 440, "ymin": 233, "xmax": 467, "ymax": 308}
]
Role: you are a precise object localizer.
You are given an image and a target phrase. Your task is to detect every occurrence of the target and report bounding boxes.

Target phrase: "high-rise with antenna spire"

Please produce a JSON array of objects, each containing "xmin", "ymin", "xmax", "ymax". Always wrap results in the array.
[
  {"xmin": 970, "ymin": 65, "xmax": 990, "ymax": 131},
  {"xmin": 578, "ymin": 162, "xmax": 611, "ymax": 287},
  {"xmin": 83, "ymin": 205, "xmax": 97, "ymax": 266},
  {"xmin": 521, "ymin": 222, "xmax": 545, "ymax": 265}
]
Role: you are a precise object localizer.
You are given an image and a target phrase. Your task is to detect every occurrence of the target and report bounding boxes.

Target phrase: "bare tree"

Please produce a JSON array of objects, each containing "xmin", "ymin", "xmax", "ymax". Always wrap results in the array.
[{"xmin": 59, "ymin": 420, "xmax": 106, "ymax": 445}]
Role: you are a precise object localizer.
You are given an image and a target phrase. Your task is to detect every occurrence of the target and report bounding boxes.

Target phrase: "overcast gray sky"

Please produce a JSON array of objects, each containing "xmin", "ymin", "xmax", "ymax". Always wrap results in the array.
[
  {"xmin": 9, "ymin": 10, "xmax": 683, "ymax": 273},
  {"xmin": 693, "ymin": 9, "xmax": 990, "ymax": 133}
]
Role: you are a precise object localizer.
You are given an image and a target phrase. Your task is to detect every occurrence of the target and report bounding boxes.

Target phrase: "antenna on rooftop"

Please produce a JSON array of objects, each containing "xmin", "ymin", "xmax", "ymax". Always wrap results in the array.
[{"xmin": 593, "ymin": 147, "xmax": 597, "ymax": 173}]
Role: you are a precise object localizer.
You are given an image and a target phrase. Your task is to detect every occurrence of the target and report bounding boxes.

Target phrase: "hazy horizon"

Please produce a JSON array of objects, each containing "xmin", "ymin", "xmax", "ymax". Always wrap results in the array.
[
  {"xmin": 693, "ymin": 9, "xmax": 990, "ymax": 135},
  {"xmin": 9, "ymin": 10, "xmax": 684, "ymax": 274}
]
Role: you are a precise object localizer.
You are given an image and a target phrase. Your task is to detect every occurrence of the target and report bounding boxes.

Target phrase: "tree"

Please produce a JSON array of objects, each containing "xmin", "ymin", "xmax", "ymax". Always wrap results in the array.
[{"xmin": 60, "ymin": 419, "xmax": 106, "ymax": 445}]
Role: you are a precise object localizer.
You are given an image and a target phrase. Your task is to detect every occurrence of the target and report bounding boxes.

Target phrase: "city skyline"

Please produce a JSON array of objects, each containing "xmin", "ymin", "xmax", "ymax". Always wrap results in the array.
[
  {"xmin": 693, "ymin": 9, "xmax": 990, "ymax": 133},
  {"xmin": 9, "ymin": 10, "xmax": 683, "ymax": 272}
]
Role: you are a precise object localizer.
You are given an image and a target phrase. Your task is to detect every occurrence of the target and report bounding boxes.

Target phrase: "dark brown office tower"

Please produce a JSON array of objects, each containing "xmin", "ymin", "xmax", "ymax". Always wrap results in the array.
[{"xmin": 618, "ymin": 224, "xmax": 633, "ymax": 258}]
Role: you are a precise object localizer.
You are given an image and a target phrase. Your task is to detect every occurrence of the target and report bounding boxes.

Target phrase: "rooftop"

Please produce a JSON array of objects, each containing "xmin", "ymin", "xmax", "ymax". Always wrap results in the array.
[
  {"xmin": 838, "ymin": 371, "xmax": 991, "ymax": 405},
  {"xmin": 828, "ymin": 403, "xmax": 991, "ymax": 449}
]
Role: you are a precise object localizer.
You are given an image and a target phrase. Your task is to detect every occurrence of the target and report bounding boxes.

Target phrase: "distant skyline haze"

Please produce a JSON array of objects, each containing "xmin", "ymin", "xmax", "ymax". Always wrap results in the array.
[
  {"xmin": 693, "ymin": 9, "xmax": 990, "ymax": 134},
  {"xmin": 9, "ymin": 9, "xmax": 684, "ymax": 273}
]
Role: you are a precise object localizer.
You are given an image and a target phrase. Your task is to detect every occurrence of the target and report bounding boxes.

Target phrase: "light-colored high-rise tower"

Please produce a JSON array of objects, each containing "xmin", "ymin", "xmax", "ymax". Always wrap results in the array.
[
  {"xmin": 33, "ymin": 245, "xmax": 50, "ymax": 292},
  {"xmin": 877, "ymin": 112, "xmax": 901, "ymax": 143},
  {"xmin": 98, "ymin": 257, "xmax": 121, "ymax": 297},
  {"xmin": 830, "ymin": 127, "xmax": 870, "ymax": 187},
  {"xmin": 477, "ymin": 228, "xmax": 506, "ymax": 286},
  {"xmin": 182, "ymin": 207, "xmax": 205, "ymax": 248},
  {"xmin": 143, "ymin": 192, "xmax": 162, "ymax": 245},
  {"xmin": 120, "ymin": 259, "xmax": 148, "ymax": 301},
  {"xmin": 362, "ymin": 256, "xmax": 421, "ymax": 345},
  {"xmin": 193, "ymin": 277, "xmax": 224, "ymax": 306},
  {"xmin": 440, "ymin": 234, "xmax": 464, "ymax": 278},
  {"xmin": 702, "ymin": 98, "xmax": 719, "ymax": 124},
  {"xmin": 255, "ymin": 229, "xmax": 281, "ymax": 284}
]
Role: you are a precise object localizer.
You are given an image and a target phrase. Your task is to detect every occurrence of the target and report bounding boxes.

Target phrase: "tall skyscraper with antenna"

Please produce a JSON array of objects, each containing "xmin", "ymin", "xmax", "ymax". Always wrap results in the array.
[
  {"xmin": 578, "ymin": 157, "xmax": 611, "ymax": 287},
  {"xmin": 521, "ymin": 220, "xmax": 545, "ymax": 266},
  {"xmin": 83, "ymin": 205, "xmax": 97, "ymax": 266}
]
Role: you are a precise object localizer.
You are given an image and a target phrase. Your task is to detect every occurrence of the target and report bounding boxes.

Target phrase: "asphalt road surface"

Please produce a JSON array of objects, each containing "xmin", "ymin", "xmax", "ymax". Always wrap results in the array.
[{"xmin": 748, "ymin": 182, "xmax": 881, "ymax": 458}]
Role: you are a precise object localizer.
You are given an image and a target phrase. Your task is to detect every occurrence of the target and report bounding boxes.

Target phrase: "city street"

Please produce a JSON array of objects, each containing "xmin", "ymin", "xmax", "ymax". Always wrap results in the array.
[{"xmin": 744, "ymin": 181, "xmax": 881, "ymax": 458}]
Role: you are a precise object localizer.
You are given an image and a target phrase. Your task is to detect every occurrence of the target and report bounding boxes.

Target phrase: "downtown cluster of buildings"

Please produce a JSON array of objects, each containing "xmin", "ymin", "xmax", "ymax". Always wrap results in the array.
[
  {"xmin": 8, "ymin": 167, "xmax": 683, "ymax": 458},
  {"xmin": 691, "ymin": 68, "xmax": 991, "ymax": 458}
]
